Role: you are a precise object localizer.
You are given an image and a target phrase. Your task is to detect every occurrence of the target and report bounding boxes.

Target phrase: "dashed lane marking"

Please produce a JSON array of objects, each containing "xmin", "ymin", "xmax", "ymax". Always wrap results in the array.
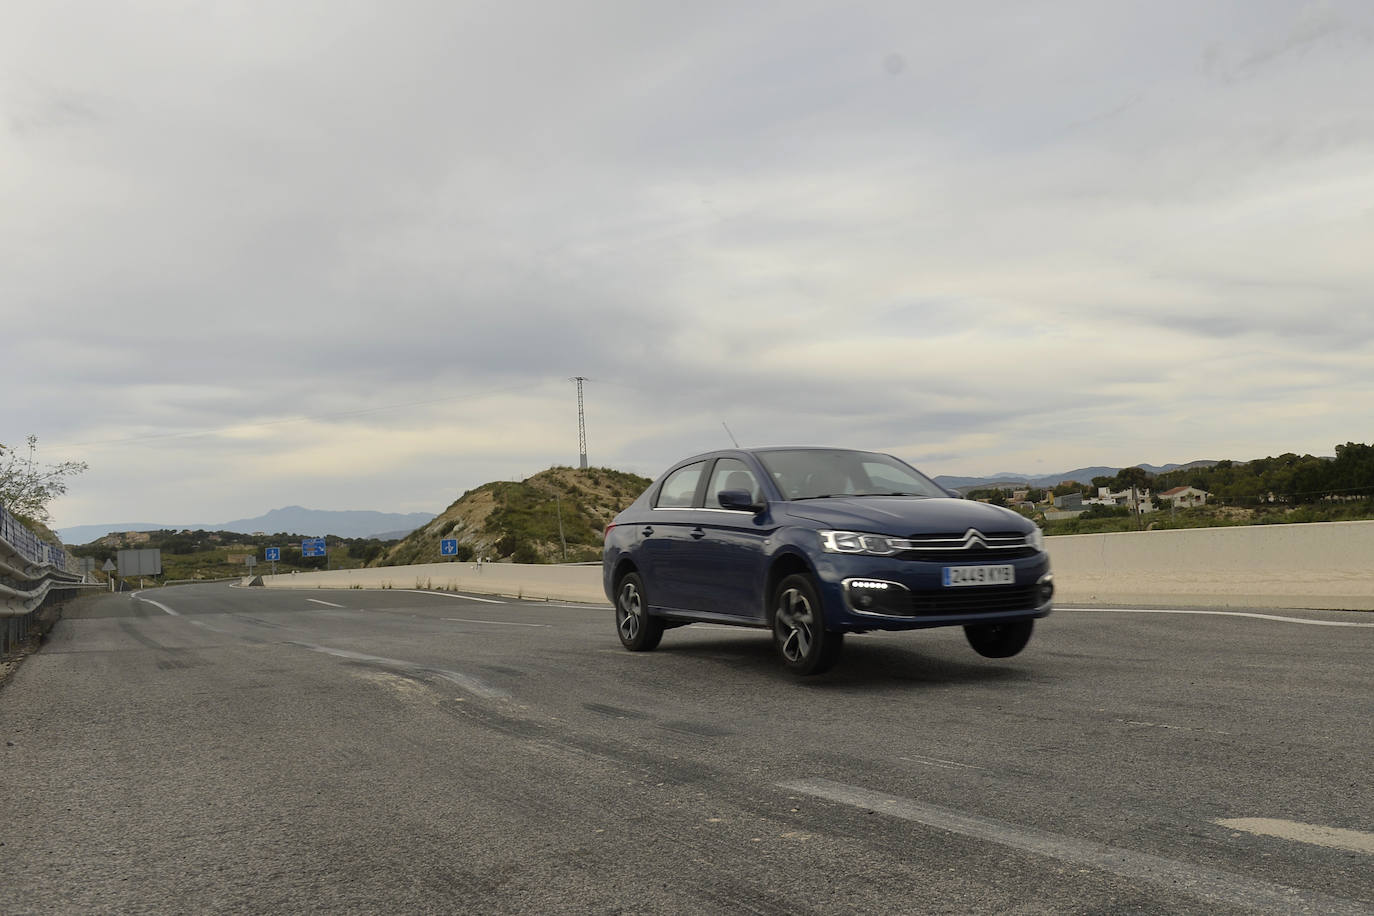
[
  {"xmin": 1062, "ymin": 607, "xmax": 1374, "ymax": 628},
  {"xmin": 1216, "ymin": 818, "xmax": 1374, "ymax": 854},
  {"xmin": 897, "ymin": 754, "xmax": 989, "ymax": 771},
  {"xmin": 781, "ymin": 778, "xmax": 1370, "ymax": 915},
  {"xmin": 288, "ymin": 642, "xmax": 508, "ymax": 700},
  {"xmin": 400, "ymin": 589, "xmax": 506, "ymax": 604},
  {"xmin": 307, "ymin": 598, "xmax": 345, "ymax": 608},
  {"xmin": 442, "ymin": 617, "xmax": 550, "ymax": 628}
]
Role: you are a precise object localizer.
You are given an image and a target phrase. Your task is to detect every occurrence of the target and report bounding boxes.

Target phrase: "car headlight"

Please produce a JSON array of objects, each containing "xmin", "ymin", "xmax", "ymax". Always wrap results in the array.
[
  {"xmin": 819, "ymin": 530, "xmax": 900, "ymax": 556},
  {"xmin": 1025, "ymin": 526, "xmax": 1045, "ymax": 552}
]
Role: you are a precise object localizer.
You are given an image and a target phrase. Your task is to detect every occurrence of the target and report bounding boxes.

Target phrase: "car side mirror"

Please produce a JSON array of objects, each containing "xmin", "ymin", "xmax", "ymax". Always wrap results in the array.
[{"xmin": 718, "ymin": 489, "xmax": 764, "ymax": 512}]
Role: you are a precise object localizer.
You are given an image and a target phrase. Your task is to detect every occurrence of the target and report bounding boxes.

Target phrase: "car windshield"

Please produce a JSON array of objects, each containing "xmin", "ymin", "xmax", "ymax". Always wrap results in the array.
[{"xmin": 755, "ymin": 449, "xmax": 947, "ymax": 500}]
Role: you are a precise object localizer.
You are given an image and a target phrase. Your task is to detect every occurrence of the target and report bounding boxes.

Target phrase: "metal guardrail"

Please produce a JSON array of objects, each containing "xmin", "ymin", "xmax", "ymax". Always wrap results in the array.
[
  {"xmin": 0, "ymin": 505, "xmax": 71, "ymax": 572},
  {"xmin": 1, "ymin": 503, "xmax": 82, "ymax": 630}
]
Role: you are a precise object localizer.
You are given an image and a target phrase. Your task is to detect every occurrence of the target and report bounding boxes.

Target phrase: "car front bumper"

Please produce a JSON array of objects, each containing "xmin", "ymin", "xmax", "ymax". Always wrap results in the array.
[{"xmin": 810, "ymin": 551, "xmax": 1053, "ymax": 632}]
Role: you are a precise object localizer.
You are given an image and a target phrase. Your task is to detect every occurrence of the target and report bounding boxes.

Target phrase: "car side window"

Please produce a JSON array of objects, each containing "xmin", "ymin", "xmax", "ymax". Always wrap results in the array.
[
  {"xmin": 707, "ymin": 458, "xmax": 760, "ymax": 508},
  {"xmin": 655, "ymin": 461, "xmax": 705, "ymax": 508}
]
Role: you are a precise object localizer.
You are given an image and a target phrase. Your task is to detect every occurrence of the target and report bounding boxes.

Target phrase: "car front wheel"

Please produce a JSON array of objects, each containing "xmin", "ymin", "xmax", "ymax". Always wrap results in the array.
[
  {"xmin": 615, "ymin": 572, "xmax": 663, "ymax": 651},
  {"xmin": 964, "ymin": 620, "xmax": 1034, "ymax": 658},
  {"xmin": 771, "ymin": 574, "xmax": 842, "ymax": 675}
]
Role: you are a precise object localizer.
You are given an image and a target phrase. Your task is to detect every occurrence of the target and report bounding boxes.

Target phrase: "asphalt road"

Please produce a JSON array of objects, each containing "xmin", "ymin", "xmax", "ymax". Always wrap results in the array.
[{"xmin": 2, "ymin": 585, "xmax": 1371, "ymax": 914}]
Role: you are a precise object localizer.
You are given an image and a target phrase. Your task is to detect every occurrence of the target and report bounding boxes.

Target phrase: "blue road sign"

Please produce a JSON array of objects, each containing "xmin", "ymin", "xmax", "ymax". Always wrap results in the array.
[
  {"xmin": 302, "ymin": 538, "xmax": 327, "ymax": 558},
  {"xmin": 265, "ymin": 547, "xmax": 281, "ymax": 562},
  {"xmin": 440, "ymin": 538, "xmax": 458, "ymax": 556}
]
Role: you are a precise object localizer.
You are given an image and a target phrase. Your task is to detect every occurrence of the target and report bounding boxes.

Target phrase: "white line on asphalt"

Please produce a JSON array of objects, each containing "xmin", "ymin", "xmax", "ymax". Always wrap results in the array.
[
  {"xmin": 400, "ymin": 589, "xmax": 506, "ymax": 604},
  {"xmin": 442, "ymin": 617, "xmax": 550, "ymax": 628},
  {"xmin": 897, "ymin": 754, "xmax": 989, "ymax": 771},
  {"xmin": 539, "ymin": 603, "xmax": 612, "ymax": 610},
  {"xmin": 1062, "ymin": 607, "xmax": 1374, "ymax": 628},
  {"xmin": 132, "ymin": 593, "xmax": 179, "ymax": 616},
  {"xmin": 780, "ymin": 778, "xmax": 1370, "ymax": 915},
  {"xmin": 307, "ymin": 598, "xmax": 345, "ymax": 608},
  {"xmin": 289, "ymin": 642, "xmax": 508, "ymax": 699},
  {"xmin": 1216, "ymin": 818, "xmax": 1374, "ymax": 854}
]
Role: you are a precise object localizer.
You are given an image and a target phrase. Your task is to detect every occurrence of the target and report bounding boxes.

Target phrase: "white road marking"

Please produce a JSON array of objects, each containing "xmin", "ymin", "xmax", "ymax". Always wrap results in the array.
[
  {"xmin": 306, "ymin": 598, "xmax": 345, "ymax": 608},
  {"xmin": 1216, "ymin": 818, "xmax": 1374, "ymax": 854},
  {"xmin": 781, "ymin": 778, "xmax": 1369, "ymax": 915},
  {"xmin": 400, "ymin": 589, "xmax": 506, "ymax": 604},
  {"xmin": 132, "ymin": 593, "xmax": 179, "ymax": 616},
  {"xmin": 1063, "ymin": 607, "xmax": 1374, "ymax": 628},
  {"xmin": 289, "ymin": 642, "xmax": 507, "ymax": 699},
  {"xmin": 897, "ymin": 754, "xmax": 989, "ymax": 771},
  {"xmin": 442, "ymin": 617, "xmax": 550, "ymax": 628},
  {"xmin": 539, "ymin": 603, "xmax": 612, "ymax": 610}
]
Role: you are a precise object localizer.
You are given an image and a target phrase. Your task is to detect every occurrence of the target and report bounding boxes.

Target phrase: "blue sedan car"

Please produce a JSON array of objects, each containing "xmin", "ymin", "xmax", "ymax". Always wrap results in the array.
[{"xmin": 603, "ymin": 447, "xmax": 1053, "ymax": 675}]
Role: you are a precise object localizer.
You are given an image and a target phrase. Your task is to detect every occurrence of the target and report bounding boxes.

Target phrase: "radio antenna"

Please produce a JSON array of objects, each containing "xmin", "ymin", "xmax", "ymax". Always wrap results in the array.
[{"xmin": 721, "ymin": 421, "xmax": 740, "ymax": 448}]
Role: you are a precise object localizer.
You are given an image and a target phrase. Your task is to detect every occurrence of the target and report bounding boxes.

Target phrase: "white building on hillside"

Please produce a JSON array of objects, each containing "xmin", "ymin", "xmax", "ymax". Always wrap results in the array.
[
  {"xmin": 1158, "ymin": 486, "xmax": 1210, "ymax": 508},
  {"xmin": 1092, "ymin": 487, "xmax": 1156, "ymax": 513}
]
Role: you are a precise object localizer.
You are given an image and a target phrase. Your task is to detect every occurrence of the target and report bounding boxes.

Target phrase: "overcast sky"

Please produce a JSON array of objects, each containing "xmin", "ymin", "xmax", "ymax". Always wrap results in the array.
[{"xmin": 5, "ymin": 1, "xmax": 1373, "ymax": 529}]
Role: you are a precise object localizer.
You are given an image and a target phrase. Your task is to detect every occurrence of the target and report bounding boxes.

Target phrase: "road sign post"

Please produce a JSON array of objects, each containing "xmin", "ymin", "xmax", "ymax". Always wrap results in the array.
[
  {"xmin": 440, "ymin": 538, "xmax": 458, "ymax": 559},
  {"xmin": 265, "ymin": 547, "xmax": 280, "ymax": 576}
]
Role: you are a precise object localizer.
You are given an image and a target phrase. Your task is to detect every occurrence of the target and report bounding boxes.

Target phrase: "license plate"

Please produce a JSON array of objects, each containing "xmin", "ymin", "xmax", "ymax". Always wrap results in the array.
[{"xmin": 942, "ymin": 565, "xmax": 1014, "ymax": 587}]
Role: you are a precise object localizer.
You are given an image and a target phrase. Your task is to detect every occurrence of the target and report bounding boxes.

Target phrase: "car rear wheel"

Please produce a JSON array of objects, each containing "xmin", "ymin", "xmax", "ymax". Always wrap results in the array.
[
  {"xmin": 615, "ymin": 572, "xmax": 663, "ymax": 651},
  {"xmin": 964, "ymin": 620, "xmax": 1034, "ymax": 658},
  {"xmin": 772, "ymin": 574, "xmax": 842, "ymax": 675}
]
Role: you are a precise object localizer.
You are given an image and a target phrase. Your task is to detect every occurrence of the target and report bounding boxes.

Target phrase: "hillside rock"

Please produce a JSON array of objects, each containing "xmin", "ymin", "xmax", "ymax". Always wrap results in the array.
[{"xmin": 377, "ymin": 466, "xmax": 651, "ymax": 567}]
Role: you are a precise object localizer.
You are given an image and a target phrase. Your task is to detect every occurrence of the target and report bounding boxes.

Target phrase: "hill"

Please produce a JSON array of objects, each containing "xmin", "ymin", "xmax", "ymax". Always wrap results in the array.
[{"xmin": 379, "ymin": 466, "xmax": 651, "ymax": 566}]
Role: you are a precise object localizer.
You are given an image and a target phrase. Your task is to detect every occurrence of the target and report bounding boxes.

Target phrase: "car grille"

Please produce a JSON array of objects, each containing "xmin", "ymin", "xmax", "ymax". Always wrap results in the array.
[
  {"xmin": 897, "ymin": 530, "xmax": 1037, "ymax": 564},
  {"xmin": 907, "ymin": 584, "xmax": 1043, "ymax": 616}
]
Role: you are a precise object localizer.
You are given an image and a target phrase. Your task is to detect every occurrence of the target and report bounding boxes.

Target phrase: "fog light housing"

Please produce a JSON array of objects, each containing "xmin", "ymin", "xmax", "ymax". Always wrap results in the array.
[
  {"xmin": 843, "ymin": 578, "xmax": 911, "ymax": 616},
  {"xmin": 1037, "ymin": 572, "xmax": 1054, "ymax": 605}
]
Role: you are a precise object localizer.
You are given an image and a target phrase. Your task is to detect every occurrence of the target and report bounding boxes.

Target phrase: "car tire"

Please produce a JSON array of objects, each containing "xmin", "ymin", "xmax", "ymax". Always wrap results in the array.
[
  {"xmin": 771, "ymin": 573, "xmax": 842, "ymax": 675},
  {"xmin": 615, "ymin": 572, "xmax": 663, "ymax": 651},
  {"xmin": 964, "ymin": 620, "xmax": 1034, "ymax": 658}
]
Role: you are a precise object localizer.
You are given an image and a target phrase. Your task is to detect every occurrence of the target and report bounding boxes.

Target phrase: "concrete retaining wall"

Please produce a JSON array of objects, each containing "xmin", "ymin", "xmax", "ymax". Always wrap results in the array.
[
  {"xmin": 251, "ymin": 520, "xmax": 1374, "ymax": 611},
  {"xmin": 255, "ymin": 562, "xmax": 608, "ymax": 604},
  {"xmin": 1046, "ymin": 519, "xmax": 1374, "ymax": 610}
]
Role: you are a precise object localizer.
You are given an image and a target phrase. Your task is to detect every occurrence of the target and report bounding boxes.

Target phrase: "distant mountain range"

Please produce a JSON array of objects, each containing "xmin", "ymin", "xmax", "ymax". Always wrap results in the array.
[
  {"xmin": 933, "ymin": 461, "xmax": 1218, "ymax": 492},
  {"xmin": 57, "ymin": 506, "xmax": 434, "ymax": 546}
]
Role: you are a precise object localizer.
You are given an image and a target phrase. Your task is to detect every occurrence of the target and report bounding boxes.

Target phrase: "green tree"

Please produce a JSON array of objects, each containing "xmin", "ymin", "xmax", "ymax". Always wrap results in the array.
[
  {"xmin": 1114, "ymin": 466, "xmax": 1153, "ymax": 530},
  {"xmin": 0, "ymin": 435, "xmax": 88, "ymax": 524}
]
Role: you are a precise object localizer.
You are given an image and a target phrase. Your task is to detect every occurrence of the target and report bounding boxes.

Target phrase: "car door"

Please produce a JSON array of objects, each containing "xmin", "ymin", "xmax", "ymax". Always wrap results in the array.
[
  {"xmin": 686, "ymin": 457, "xmax": 774, "ymax": 620},
  {"xmin": 637, "ymin": 459, "xmax": 707, "ymax": 613}
]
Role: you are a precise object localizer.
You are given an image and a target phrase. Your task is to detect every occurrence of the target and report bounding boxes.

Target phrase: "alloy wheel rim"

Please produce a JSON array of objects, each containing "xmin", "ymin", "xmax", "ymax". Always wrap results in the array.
[
  {"xmin": 617, "ymin": 581, "xmax": 641, "ymax": 641},
  {"xmin": 776, "ymin": 587, "xmax": 813, "ymax": 662}
]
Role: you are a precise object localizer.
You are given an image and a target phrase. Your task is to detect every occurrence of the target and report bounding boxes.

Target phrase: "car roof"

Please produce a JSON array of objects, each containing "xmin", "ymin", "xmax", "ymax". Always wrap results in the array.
[{"xmin": 665, "ymin": 446, "xmax": 891, "ymax": 469}]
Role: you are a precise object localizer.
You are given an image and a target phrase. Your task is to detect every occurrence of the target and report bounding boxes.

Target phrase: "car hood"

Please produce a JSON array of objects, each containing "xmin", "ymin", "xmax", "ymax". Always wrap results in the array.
[{"xmin": 781, "ymin": 496, "xmax": 1031, "ymax": 535}]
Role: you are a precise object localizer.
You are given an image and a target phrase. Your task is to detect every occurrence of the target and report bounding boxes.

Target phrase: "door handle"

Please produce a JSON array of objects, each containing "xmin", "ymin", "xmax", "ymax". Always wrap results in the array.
[{"xmin": 690, "ymin": 527, "xmax": 706, "ymax": 539}]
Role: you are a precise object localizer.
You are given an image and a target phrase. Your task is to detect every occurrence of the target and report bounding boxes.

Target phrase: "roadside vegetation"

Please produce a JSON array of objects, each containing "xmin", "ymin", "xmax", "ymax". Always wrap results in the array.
[
  {"xmin": 0, "ymin": 435, "xmax": 86, "ymax": 541},
  {"xmin": 969, "ymin": 442, "xmax": 1374, "ymax": 536},
  {"xmin": 67, "ymin": 530, "xmax": 397, "ymax": 581}
]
